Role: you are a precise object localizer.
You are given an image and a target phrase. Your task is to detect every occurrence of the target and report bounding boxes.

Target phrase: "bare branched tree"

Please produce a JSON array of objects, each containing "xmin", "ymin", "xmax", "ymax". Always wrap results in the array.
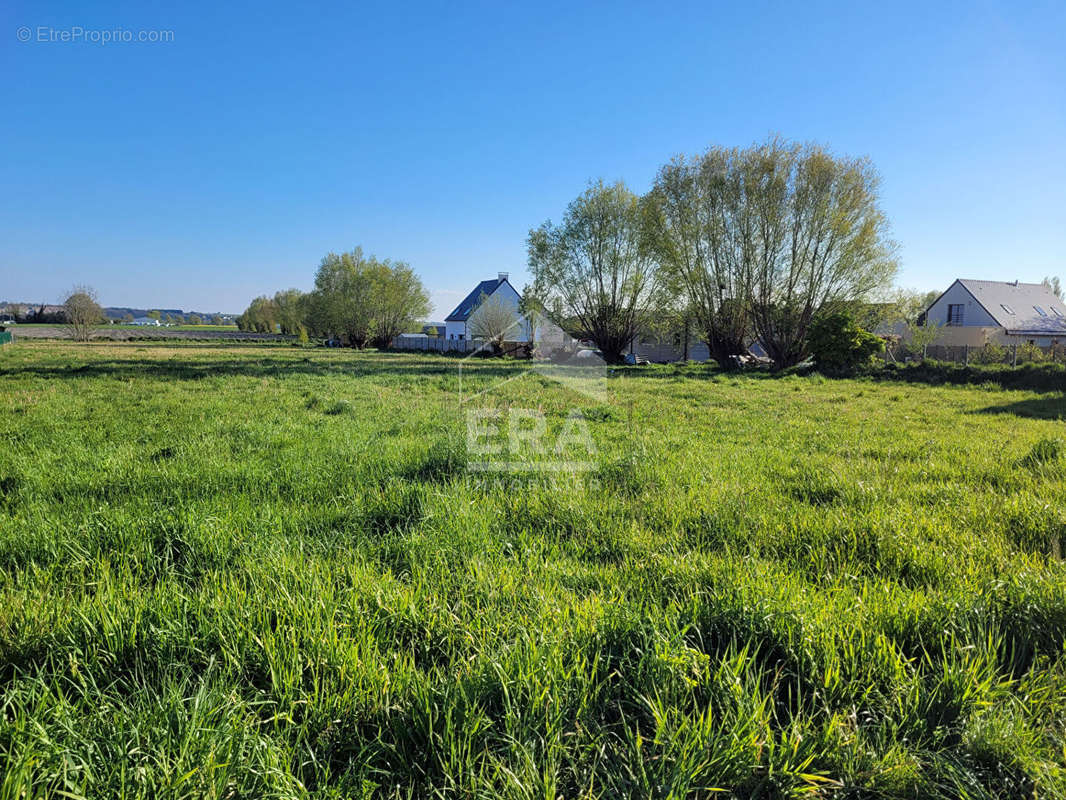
[
  {"xmin": 468, "ymin": 291, "xmax": 521, "ymax": 353},
  {"xmin": 63, "ymin": 286, "xmax": 103, "ymax": 341}
]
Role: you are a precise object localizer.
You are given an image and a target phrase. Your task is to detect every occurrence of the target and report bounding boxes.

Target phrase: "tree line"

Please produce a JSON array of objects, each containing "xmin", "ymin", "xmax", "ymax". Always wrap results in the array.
[
  {"xmin": 237, "ymin": 247, "xmax": 430, "ymax": 347},
  {"xmin": 527, "ymin": 137, "xmax": 902, "ymax": 368}
]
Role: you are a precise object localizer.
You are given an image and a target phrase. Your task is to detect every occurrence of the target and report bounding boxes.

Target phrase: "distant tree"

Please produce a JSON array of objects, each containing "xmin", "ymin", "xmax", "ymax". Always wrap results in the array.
[
  {"xmin": 528, "ymin": 180, "xmax": 663, "ymax": 363},
  {"xmin": 305, "ymin": 249, "xmax": 376, "ymax": 346},
  {"xmin": 807, "ymin": 311, "xmax": 884, "ymax": 373},
  {"xmin": 368, "ymin": 261, "xmax": 431, "ymax": 348},
  {"xmin": 1043, "ymin": 276, "xmax": 1063, "ymax": 300},
  {"xmin": 237, "ymin": 296, "xmax": 279, "ymax": 333},
  {"xmin": 908, "ymin": 320, "xmax": 943, "ymax": 360},
  {"xmin": 147, "ymin": 310, "xmax": 161, "ymax": 320},
  {"xmin": 123, "ymin": 313, "xmax": 134, "ymax": 323},
  {"xmin": 63, "ymin": 286, "xmax": 103, "ymax": 341},
  {"xmin": 188, "ymin": 314, "xmax": 202, "ymax": 326},
  {"xmin": 211, "ymin": 314, "xmax": 224, "ymax": 326},
  {"xmin": 425, "ymin": 325, "xmax": 438, "ymax": 337},
  {"xmin": 273, "ymin": 289, "xmax": 306, "ymax": 335},
  {"xmin": 468, "ymin": 291, "xmax": 521, "ymax": 353},
  {"xmin": 856, "ymin": 287, "xmax": 939, "ymax": 331}
]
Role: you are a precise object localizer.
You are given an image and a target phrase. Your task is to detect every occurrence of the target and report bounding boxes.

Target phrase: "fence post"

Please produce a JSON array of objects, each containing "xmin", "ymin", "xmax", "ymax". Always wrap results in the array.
[
  {"xmin": 963, "ymin": 344, "xmax": 969, "ymax": 366},
  {"xmin": 1012, "ymin": 344, "xmax": 1018, "ymax": 367}
]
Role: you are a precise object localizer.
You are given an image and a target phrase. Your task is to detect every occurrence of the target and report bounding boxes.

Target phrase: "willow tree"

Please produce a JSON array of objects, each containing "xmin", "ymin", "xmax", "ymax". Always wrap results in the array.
[
  {"xmin": 646, "ymin": 149, "xmax": 752, "ymax": 368},
  {"xmin": 527, "ymin": 180, "xmax": 661, "ymax": 364},
  {"xmin": 305, "ymin": 249, "xmax": 376, "ymax": 347},
  {"xmin": 740, "ymin": 139, "xmax": 898, "ymax": 368}
]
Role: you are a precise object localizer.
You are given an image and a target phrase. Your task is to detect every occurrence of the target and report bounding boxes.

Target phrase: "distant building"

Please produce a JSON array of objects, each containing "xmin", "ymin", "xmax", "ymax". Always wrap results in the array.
[
  {"xmin": 422, "ymin": 322, "xmax": 447, "ymax": 337},
  {"xmin": 130, "ymin": 317, "xmax": 161, "ymax": 326},
  {"xmin": 922, "ymin": 279, "xmax": 1066, "ymax": 347},
  {"xmin": 444, "ymin": 273, "xmax": 532, "ymax": 341}
]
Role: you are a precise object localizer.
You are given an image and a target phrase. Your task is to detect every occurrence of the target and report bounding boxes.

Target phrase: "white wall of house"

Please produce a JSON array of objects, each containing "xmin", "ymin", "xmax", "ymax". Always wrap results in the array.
[
  {"xmin": 448, "ymin": 281, "xmax": 532, "ymax": 341},
  {"xmin": 925, "ymin": 282, "xmax": 998, "ymax": 328}
]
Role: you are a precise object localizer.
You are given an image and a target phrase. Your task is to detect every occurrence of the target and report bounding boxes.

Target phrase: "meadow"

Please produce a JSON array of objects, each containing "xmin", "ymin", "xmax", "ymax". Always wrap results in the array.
[{"xmin": 1, "ymin": 340, "xmax": 1065, "ymax": 799}]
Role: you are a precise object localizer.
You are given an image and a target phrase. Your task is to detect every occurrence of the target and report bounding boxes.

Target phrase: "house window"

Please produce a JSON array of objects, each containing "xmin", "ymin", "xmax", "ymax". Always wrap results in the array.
[
  {"xmin": 1034, "ymin": 305, "xmax": 1048, "ymax": 317},
  {"xmin": 1000, "ymin": 304, "xmax": 1015, "ymax": 315},
  {"xmin": 1052, "ymin": 307, "xmax": 1065, "ymax": 318},
  {"xmin": 947, "ymin": 304, "xmax": 965, "ymax": 326}
]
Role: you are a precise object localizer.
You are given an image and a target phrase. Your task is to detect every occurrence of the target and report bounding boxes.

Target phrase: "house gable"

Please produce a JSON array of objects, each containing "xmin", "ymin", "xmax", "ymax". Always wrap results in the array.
[{"xmin": 924, "ymin": 280, "xmax": 998, "ymax": 329}]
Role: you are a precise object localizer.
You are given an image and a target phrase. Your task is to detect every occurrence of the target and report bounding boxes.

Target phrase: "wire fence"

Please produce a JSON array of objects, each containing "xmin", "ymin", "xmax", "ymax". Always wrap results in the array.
[{"xmin": 883, "ymin": 342, "xmax": 1066, "ymax": 367}]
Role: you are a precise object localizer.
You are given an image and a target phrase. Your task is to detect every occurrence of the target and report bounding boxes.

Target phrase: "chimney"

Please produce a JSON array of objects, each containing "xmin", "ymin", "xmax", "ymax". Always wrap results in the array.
[{"xmin": 498, "ymin": 272, "xmax": 509, "ymax": 282}]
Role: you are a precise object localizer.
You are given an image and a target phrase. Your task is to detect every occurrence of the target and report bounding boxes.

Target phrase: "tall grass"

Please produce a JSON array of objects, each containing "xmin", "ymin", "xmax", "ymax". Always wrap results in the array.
[{"xmin": 1, "ymin": 340, "xmax": 1064, "ymax": 797}]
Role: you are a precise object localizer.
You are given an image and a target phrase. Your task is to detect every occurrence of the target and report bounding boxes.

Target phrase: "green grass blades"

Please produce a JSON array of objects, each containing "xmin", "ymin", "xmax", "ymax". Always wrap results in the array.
[{"xmin": 1, "ymin": 340, "xmax": 1065, "ymax": 798}]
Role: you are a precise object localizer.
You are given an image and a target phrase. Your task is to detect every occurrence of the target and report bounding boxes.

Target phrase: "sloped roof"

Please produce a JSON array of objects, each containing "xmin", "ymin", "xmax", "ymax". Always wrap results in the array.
[
  {"xmin": 956, "ymin": 279, "xmax": 1066, "ymax": 334},
  {"xmin": 445, "ymin": 278, "xmax": 506, "ymax": 322}
]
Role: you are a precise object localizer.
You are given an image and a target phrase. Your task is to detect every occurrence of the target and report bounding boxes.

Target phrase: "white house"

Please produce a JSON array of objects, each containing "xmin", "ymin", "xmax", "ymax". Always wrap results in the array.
[
  {"xmin": 130, "ymin": 316, "xmax": 161, "ymax": 326},
  {"xmin": 444, "ymin": 273, "xmax": 532, "ymax": 342},
  {"xmin": 922, "ymin": 279, "xmax": 1066, "ymax": 347}
]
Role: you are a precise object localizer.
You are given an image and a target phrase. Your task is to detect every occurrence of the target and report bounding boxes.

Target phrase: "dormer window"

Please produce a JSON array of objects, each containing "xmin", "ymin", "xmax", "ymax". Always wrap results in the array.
[
  {"xmin": 1000, "ymin": 304, "xmax": 1015, "ymax": 315},
  {"xmin": 1034, "ymin": 306, "xmax": 1048, "ymax": 317},
  {"xmin": 1052, "ymin": 307, "xmax": 1065, "ymax": 318}
]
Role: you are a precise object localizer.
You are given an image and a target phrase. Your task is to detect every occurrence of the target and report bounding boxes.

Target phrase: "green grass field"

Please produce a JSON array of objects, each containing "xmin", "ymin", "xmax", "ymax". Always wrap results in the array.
[{"xmin": 1, "ymin": 340, "xmax": 1065, "ymax": 798}]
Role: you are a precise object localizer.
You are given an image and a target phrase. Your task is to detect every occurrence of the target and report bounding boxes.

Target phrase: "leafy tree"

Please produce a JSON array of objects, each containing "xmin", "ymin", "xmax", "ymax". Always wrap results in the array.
[
  {"xmin": 306, "ymin": 249, "xmax": 376, "ymax": 346},
  {"xmin": 147, "ymin": 310, "xmax": 161, "ymax": 320},
  {"xmin": 63, "ymin": 286, "xmax": 103, "ymax": 341},
  {"xmin": 211, "ymin": 314, "xmax": 224, "ymax": 326},
  {"xmin": 367, "ymin": 260, "xmax": 430, "ymax": 348},
  {"xmin": 527, "ymin": 180, "xmax": 662, "ymax": 363},
  {"xmin": 646, "ymin": 149, "xmax": 753, "ymax": 368},
  {"xmin": 907, "ymin": 320, "xmax": 943, "ymax": 360},
  {"xmin": 740, "ymin": 139, "xmax": 897, "ymax": 369},
  {"xmin": 188, "ymin": 314, "xmax": 202, "ymax": 326},
  {"xmin": 468, "ymin": 291, "xmax": 521, "ymax": 353},
  {"xmin": 1043, "ymin": 276, "xmax": 1063, "ymax": 300},
  {"xmin": 237, "ymin": 296, "xmax": 279, "ymax": 333},
  {"xmin": 807, "ymin": 311, "xmax": 884, "ymax": 373},
  {"xmin": 273, "ymin": 289, "xmax": 306, "ymax": 335},
  {"xmin": 122, "ymin": 313, "xmax": 134, "ymax": 323}
]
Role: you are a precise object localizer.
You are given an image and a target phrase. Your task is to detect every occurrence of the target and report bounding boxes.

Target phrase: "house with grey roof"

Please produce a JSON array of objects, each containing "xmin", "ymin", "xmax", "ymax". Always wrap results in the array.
[
  {"xmin": 444, "ymin": 272, "xmax": 531, "ymax": 342},
  {"xmin": 922, "ymin": 279, "xmax": 1066, "ymax": 347}
]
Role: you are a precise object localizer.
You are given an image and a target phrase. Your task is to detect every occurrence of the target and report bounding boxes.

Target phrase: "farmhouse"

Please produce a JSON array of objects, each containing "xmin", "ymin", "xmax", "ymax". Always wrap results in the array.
[
  {"xmin": 444, "ymin": 272, "xmax": 532, "ymax": 341},
  {"xmin": 130, "ymin": 317, "xmax": 161, "ymax": 326},
  {"xmin": 922, "ymin": 279, "xmax": 1066, "ymax": 347}
]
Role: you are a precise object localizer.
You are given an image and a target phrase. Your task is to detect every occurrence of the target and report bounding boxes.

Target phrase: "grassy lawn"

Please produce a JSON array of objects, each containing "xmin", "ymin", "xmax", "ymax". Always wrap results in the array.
[{"xmin": 1, "ymin": 340, "xmax": 1065, "ymax": 798}]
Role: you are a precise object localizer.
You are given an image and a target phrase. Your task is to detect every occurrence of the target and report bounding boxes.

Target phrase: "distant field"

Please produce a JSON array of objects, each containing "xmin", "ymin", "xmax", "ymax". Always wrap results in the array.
[
  {"xmin": 9, "ymin": 324, "xmax": 282, "ymax": 341},
  {"xmin": 1, "ymin": 340, "xmax": 1065, "ymax": 798}
]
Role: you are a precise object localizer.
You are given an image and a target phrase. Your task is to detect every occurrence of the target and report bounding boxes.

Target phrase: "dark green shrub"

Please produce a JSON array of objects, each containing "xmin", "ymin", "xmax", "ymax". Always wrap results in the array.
[{"xmin": 807, "ymin": 312, "xmax": 884, "ymax": 373}]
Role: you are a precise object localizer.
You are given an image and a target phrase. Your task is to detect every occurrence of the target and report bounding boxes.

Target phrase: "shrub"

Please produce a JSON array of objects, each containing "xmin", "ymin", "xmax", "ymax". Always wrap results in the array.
[{"xmin": 807, "ymin": 312, "xmax": 884, "ymax": 373}]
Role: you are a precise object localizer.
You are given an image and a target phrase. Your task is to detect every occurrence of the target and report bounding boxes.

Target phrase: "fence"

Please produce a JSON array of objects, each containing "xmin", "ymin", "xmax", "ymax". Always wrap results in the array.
[
  {"xmin": 391, "ymin": 337, "xmax": 531, "ymax": 355},
  {"xmin": 883, "ymin": 341, "xmax": 1066, "ymax": 367}
]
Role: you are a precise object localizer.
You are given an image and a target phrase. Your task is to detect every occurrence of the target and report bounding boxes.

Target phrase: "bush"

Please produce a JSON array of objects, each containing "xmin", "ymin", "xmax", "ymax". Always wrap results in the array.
[
  {"xmin": 972, "ymin": 343, "xmax": 1006, "ymax": 365},
  {"xmin": 807, "ymin": 312, "xmax": 884, "ymax": 373}
]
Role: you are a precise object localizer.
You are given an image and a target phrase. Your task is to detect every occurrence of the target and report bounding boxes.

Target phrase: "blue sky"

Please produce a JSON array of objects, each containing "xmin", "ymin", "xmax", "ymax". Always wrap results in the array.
[{"xmin": 2, "ymin": 0, "xmax": 1064, "ymax": 317}]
